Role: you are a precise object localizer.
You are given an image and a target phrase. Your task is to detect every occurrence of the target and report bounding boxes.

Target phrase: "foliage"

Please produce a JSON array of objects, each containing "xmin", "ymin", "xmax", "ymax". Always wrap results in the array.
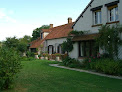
[
  {"xmin": 96, "ymin": 25, "xmax": 122, "ymax": 58},
  {"xmin": 43, "ymin": 53, "xmax": 49, "ymax": 57},
  {"xmin": 26, "ymin": 51, "xmax": 35, "ymax": 57},
  {"xmin": 18, "ymin": 42, "xmax": 27, "ymax": 53},
  {"xmin": 62, "ymin": 57, "xmax": 81, "ymax": 68},
  {"xmin": 61, "ymin": 37, "xmax": 73, "ymax": 54},
  {"xmin": 4, "ymin": 36, "xmax": 19, "ymax": 49},
  {"xmin": 0, "ymin": 41, "xmax": 2, "ymax": 47},
  {"xmin": 38, "ymin": 54, "xmax": 41, "ymax": 57},
  {"xmin": 54, "ymin": 53, "xmax": 61, "ymax": 56},
  {"xmin": 19, "ymin": 35, "xmax": 31, "ymax": 44},
  {"xmin": 21, "ymin": 56, "xmax": 35, "ymax": 61},
  {"xmin": 3, "ymin": 35, "xmax": 31, "ymax": 54},
  {"xmin": 0, "ymin": 47, "xmax": 21, "ymax": 90},
  {"xmin": 31, "ymin": 25, "xmax": 50, "ymax": 41},
  {"xmin": 82, "ymin": 57, "xmax": 122, "ymax": 76},
  {"xmin": 68, "ymin": 30, "xmax": 84, "ymax": 36}
]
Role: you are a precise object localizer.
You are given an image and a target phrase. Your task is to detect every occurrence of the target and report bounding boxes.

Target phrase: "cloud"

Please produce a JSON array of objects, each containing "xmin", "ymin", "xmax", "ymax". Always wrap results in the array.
[
  {"xmin": 0, "ymin": 23, "xmax": 42, "ymax": 41},
  {"xmin": 0, "ymin": 8, "xmax": 16, "ymax": 23}
]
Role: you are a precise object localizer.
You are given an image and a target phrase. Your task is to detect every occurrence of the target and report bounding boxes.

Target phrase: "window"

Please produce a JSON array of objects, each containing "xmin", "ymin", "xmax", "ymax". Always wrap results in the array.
[
  {"xmin": 108, "ymin": 6, "xmax": 118, "ymax": 22},
  {"xmin": 91, "ymin": 5, "xmax": 102, "ymax": 25},
  {"xmin": 41, "ymin": 33, "xmax": 43, "ymax": 39},
  {"xmin": 94, "ymin": 10, "xmax": 102, "ymax": 25},
  {"xmin": 48, "ymin": 45, "xmax": 54, "ymax": 54},
  {"xmin": 57, "ymin": 45, "xmax": 64, "ymax": 54},
  {"xmin": 79, "ymin": 41, "xmax": 99, "ymax": 57}
]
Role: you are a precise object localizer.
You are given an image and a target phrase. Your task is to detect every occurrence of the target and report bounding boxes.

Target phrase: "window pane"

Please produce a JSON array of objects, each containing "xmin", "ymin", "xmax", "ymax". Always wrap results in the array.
[
  {"xmin": 95, "ymin": 12, "xmax": 97, "ymax": 24},
  {"xmin": 94, "ymin": 11, "xmax": 101, "ymax": 24},
  {"xmin": 115, "ymin": 7, "xmax": 118, "ymax": 21},
  {"xmin": 86, "ymin": 42, "xmax": 90, "ymax": 57},
  {"xmin": 99, "ymin": 11, "xmax": 102, "ymax": 24},
  {"xmin": 81, "ymin": 42, "xmax": 85, "ymax": 56}
]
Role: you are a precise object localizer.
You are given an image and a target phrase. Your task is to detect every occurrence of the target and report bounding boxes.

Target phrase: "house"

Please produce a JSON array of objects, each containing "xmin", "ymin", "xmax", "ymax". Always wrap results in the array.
[
  {"xmin": 29, "ymin": 18, "xmax": 73, "ymax": 55},
  {"xmin": 69, "ymin": 0, "xmax": 122, "ymax": 59},
  {"xmin": 29, "ymin": 26, "xmax": 51, "ymax": 55},
  {"xmin": 44, "ymin": 18, "xmax": 74, "ymax": 54}
]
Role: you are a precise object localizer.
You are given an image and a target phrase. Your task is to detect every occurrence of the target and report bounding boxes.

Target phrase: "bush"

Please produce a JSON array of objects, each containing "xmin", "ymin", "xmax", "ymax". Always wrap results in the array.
[
  {"xmin": 62, "ymin": 57, "xmax": 81, "ymax": 68},
  {"xmin": 26, "ymin": 51, "xmax": 35, "ymax": 57},
  {"xmin": 21, "ymin": 56, "xmax": 35, "ymax": 61},
  {"xmin": 0, "ymin": 47, "xmax": 22, "ymax": 90},
  {"xmin": 82, "ymin": 57, "xmax": 122, "ymax": 76}
]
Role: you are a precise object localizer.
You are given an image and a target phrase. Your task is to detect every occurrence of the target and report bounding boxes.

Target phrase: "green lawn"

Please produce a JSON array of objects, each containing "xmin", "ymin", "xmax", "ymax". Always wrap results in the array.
[{"xmin": 4, "ymin": 60, "xmax": 122, "ymax": 92}]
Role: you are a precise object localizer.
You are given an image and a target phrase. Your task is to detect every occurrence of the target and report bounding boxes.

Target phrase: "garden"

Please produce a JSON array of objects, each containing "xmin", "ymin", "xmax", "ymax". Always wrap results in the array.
[
  {"xmin": 2, "ymin": 60, "xmax": 122, "ymax": 92},
  {"xmin": 0, "ymin": 24, "xmax": 122, "ymax": 92},
  {"xmin": 61, "ymin": 24, "xmax": 122, "ymax": 76}
]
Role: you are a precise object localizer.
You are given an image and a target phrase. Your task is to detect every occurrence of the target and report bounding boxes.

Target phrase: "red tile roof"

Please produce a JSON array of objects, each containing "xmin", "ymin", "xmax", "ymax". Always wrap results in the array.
[
  {"xmin": 45, "ymin": 22, "xmax": 74, "ymax": 40},
  {"xmin": 29, "ymin": 37, "xmax": 45, "ymax": 48},
  {"xmin": 29, "ymin": 22, "xmax": 74, "ymax": 48}
]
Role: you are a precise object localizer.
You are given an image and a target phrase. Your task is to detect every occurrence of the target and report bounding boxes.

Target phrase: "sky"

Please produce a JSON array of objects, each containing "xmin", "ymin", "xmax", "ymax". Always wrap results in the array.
[{"xmin": 0, "ymin": 0, "xmax": 90, "ymax": 41}]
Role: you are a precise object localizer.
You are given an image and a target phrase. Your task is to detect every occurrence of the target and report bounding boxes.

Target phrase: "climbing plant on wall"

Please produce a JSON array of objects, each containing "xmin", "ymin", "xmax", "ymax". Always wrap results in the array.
[{"xmin": 95, "ymin": 24, "xmax": 122, "ymax": 59}]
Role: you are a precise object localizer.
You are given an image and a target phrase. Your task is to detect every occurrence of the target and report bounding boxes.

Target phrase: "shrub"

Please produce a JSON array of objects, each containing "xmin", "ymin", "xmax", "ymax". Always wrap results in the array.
[
  {"xmin": 82, "ymin": 57, "xmax": 122, "ymax": 76},
  {"xmin": 62, "ymin": 57, "xmax": 81, "ymax": 68},
  {"xmin": 43, "ymin": 53, "xmax": 49, "ymax": 57},
  {"xmin": 26, "ymin": 51, "xmax": 35, "ymax": 57},
  {"xmin": 0, "ymin": 47, "xmax": 22, "ymax": 90},
  {"xmin": 54, "ymin": 53, "xmax": 61, "ymax": 56},
  {"xmin": 21, "ymin": 57, "xmax": 35, "ymax": 61}
]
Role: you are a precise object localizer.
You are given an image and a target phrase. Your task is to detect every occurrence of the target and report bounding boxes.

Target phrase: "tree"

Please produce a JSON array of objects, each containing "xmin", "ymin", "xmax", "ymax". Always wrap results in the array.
[
  {"xmin": 0, "ymin": 47, "xmax": 21, "ymax": 90},
  {"xmin": 0, "ymin": 41, "xmax": 2, "ymax": 47},
  {"xmin": 3, "ymin": 35, "xmax": 31, "ymax": 55},
  {"xmin": 31, "ymin": 25, "xmax": 50, "ymax": 41},
  {"xmin": 18, "ymin": 42, "xmax": 27, "ymax": 53},
  {"xmin": 19, "ymin": 35, "xmax": 31, "ymax": 44},
  {"xmin": 62, "ymin": 37, "xmax": 74, "ymax": 55},
  {"xmin": 4, "ymin": 36, "xmax": 19, "ymax": 49}
]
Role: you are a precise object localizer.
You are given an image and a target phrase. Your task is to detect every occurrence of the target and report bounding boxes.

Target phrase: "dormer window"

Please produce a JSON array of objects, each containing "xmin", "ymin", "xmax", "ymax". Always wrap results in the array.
[{"xmin": 41, "ymin": 33, "xmax": 43, "ymax": 39}]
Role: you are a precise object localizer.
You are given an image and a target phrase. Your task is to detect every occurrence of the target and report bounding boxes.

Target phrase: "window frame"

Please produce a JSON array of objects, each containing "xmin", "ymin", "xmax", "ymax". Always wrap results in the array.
[
  {"xmin": 108, "ymin": 6, "xmax": 118, "ymax": 22},
  {"xmin": 78, "ymin": 40, "xmax": 99, "ymax": 57},
  {"xmin": 94, "ymin": 10, "xmax": 102, "ymax": 25}
]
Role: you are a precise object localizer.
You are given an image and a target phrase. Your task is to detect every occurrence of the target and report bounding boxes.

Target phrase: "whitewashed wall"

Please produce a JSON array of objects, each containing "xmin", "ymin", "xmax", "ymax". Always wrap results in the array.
[
  {"xmin": 46, "ymin": 38, "xmax": 66, "ymax": 53},
  {"xmin": 69, "ymin": 42, "xmax": 78, "ymax": 59},
  {"xmin": 71, "ymin": 0, "xmax": 122, "ymax": 59}
]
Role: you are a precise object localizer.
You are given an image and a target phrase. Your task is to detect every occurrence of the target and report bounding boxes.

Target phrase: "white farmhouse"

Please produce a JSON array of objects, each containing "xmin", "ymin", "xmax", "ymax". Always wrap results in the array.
[{"xmin": 69, "ymin": 0, "xmax": 122, "ymax": 59}]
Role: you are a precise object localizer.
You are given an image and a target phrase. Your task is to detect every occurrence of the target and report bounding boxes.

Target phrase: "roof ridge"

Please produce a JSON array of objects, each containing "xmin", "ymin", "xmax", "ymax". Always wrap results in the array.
[
  {"xmin": 49, "ymin": 22, "xmax": 74, "ymax": 30},
  {"xmin": 72, "ymin": 0, "xmax": 94, "ymax": 28}
]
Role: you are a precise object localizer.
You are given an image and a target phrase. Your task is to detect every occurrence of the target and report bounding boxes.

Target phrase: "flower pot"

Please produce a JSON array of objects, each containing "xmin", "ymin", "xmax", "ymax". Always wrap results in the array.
[
  {"xmin": 41, "ymin": 57, "xmax": 44, "ymax": 60},
  {"xmin": 45, "ymin": 57, "xmax": 48, "ymax": 60},
  {"xmin": 56, "ymin": 56, "xmax": 60, "ymax": 61},
  {"xmin": 35, "ymin": 55, "xmax": 39, "ymax": 59}
]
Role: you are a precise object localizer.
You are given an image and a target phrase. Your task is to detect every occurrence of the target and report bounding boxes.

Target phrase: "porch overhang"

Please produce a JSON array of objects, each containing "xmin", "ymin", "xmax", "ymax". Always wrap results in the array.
[{"xmin": 72, "ymin": 33, "xmax": 99, "ymax": 41}]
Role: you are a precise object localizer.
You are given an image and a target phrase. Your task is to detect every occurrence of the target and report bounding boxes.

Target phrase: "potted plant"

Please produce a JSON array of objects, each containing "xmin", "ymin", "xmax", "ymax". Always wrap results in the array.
[
  {"xmin": 55, "ymin": 53, "xmax": 61, "ymax": 61},
  {"xmin": 34, "ymin": 53, "xmax": 39, "ymax": 59},
  {"xmin": 43, "ymin": 53, "xmax": 49, "ymax": 60},
  {"xmin": 38, "ymin": 54, "xmax": 41, "ymax": 59}
]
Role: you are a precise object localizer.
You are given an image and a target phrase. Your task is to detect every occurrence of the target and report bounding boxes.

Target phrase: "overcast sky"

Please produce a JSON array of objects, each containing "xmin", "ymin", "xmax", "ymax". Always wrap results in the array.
[{"xmin": 0, "ymin": 0, "xmax": 90, "ymax": 41}]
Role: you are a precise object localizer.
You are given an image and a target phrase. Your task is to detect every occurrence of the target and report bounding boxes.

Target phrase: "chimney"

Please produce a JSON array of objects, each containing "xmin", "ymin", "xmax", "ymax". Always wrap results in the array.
[
  {"xmin": 50, "ymin": 24, "xmax": 53, "ymax": 28},
  {"xmin": 68, "ymin": 17, "xmax": 72, "ymax": 24}
]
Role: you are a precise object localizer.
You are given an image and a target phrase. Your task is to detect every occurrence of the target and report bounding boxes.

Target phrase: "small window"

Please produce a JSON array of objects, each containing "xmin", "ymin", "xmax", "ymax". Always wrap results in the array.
[
  {"xmin": 108, "ymin": 5, "xmax": 118, "ymax": 22},
  {"xmin": 41, "ymin": 33, "xmax": 43, "ymax": 39},
  {"xmin": 94, "ymin": 10, "xmax": 102, "ymax": 25}
]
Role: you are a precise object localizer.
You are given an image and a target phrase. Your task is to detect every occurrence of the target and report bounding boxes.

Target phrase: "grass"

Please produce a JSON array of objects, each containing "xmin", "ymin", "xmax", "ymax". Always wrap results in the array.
[{"xmin": 4, "ymin": 60, "xmax": 122, "ymax": 92}]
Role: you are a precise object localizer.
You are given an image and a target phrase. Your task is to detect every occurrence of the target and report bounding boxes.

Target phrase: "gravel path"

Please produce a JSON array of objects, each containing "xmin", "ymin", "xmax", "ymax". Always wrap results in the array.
[{"xmin": 49, "ymin": 64, "xmax": 122, "ymax": 80}]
